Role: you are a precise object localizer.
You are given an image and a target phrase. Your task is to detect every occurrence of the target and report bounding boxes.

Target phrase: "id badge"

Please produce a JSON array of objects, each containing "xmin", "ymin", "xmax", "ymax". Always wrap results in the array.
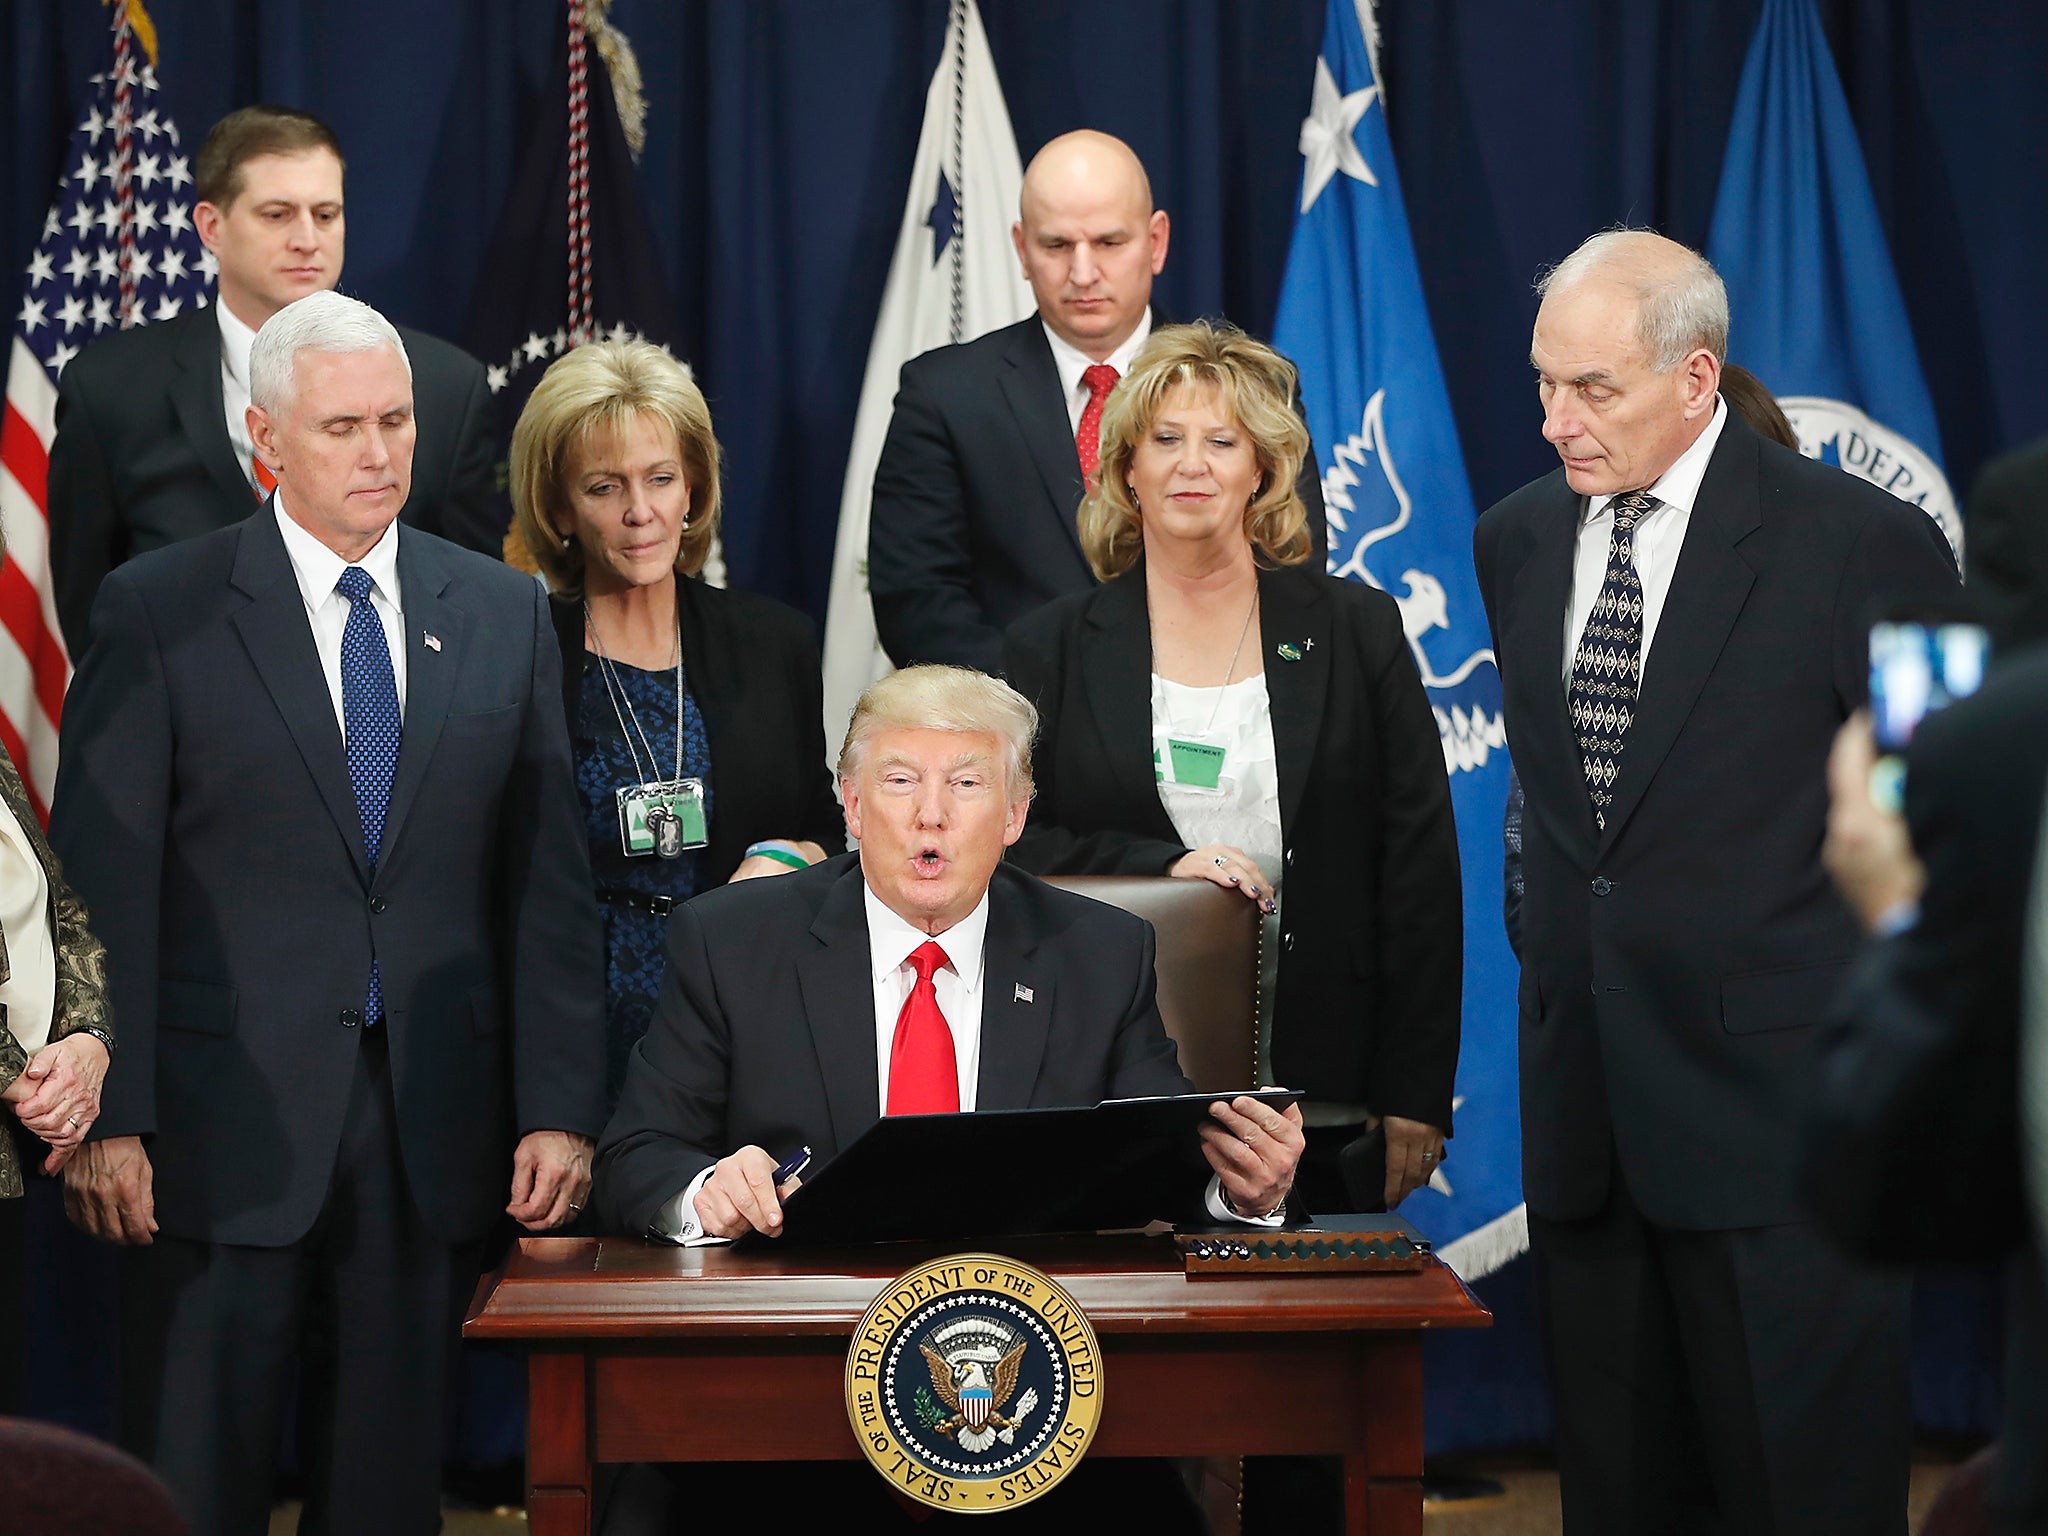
[
  {"xmin": 1153, "ymin": 734, "xmax": 1227, "ymax": 792},
  {"xmin": 617, "ymin": 777, "xmax": 709, "ymax": 858}
]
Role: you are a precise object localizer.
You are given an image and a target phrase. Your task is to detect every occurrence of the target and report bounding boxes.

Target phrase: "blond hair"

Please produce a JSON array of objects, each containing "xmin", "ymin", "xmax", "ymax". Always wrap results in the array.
[
  {"xmin": 837, "ymin": 666, "xmax": 1037, "ymax": 803},
  {"xmin": 509, "ymin": 339, "xmax": 721, "ymax": 593},
  {"xmin": 1078, "ymin": 320, "xmax": 1312, "ymax": 581}
]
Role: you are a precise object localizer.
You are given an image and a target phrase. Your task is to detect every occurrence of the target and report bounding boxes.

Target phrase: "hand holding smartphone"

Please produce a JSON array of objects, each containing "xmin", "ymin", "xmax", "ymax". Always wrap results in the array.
[{"xmin": 1867, "ymin": 608, "xmax": 1990, "ymax": 811}]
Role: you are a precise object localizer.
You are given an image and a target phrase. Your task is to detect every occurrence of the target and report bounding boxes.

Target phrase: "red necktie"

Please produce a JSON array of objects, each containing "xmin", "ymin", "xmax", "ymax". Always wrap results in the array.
[
  {"xmin": 1075, "ymin": 363, "xmax": 1120, "ymax": 483},
  {"xmin": 886, "ymin": 940, "xmax": 959, "ymax": 1115},
  {"xmin": 252, "ymin": 455, "xmax": 277, "ymax": 499}
]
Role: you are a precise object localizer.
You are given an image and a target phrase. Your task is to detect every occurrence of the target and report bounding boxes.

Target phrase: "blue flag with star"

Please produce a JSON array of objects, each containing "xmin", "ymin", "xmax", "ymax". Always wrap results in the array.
[
  {"xmin": 1707, "ymin": 0, "xmax": 1960, "ymax": 557},
  {"xmin": 1272, "ymin": 0, "xmax": 1522, "ymax": 1279}
]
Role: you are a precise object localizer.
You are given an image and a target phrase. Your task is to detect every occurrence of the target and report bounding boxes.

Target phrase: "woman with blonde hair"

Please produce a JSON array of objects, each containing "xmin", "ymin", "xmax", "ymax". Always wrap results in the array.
[
  {"xmin": 1006, "ymin": 320, "xmax": 1462, "ymax": 1216},
  {"xmin": 511, "ymin": 339, "xmax": 841, "ymax": 1108}
]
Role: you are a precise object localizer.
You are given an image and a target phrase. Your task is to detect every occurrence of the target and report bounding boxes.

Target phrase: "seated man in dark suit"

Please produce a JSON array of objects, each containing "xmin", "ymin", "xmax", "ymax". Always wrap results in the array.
[
  {"xmin": 48, "ymin": 104, "xmax": 499, "ymax": 655},
  {"xmin": 866, "ymin": 131, "xmax": 1326, "ymax": 674},
  {"xmin": 597, "ymin": 663, "xmax": 1302, "ymax": 1243}
]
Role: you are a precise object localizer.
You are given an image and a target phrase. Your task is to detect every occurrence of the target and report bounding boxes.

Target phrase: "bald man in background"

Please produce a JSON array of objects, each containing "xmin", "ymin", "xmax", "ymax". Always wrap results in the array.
[{"xmin": 868, "ymin": 129, "xmax": 1326, "ymax": 673}]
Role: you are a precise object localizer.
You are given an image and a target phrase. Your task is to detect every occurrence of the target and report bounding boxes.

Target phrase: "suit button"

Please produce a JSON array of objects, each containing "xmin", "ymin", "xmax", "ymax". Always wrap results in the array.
[
  {"xmin": 339, "ymin": 1009, "xmax": 363, "ymax": 1028},
  {"xmin": 1285, "ymin": 847, "xmax": 1295, "ymax": 868},
  {"xmin": 1282, "ymin": 931, "xmax": 1295, "ymax": 952},
  {"xmin": 369, "ymin": 896, "xmax": 387, "ymax": 914},
  {"xmin": 1590, "ymin": 877, "xmax": 1613, "ymax": 896}
]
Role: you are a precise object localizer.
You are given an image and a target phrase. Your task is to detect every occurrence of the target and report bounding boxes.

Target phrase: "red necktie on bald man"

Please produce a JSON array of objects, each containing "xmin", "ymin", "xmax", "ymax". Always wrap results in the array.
[
  {"xmin": 1075, "ymin": 363, "xmax": 1120, "ymax": 483},
  {"xmin": 886, "ymin": 940, "xmax": 960, "ymax": 1115}
]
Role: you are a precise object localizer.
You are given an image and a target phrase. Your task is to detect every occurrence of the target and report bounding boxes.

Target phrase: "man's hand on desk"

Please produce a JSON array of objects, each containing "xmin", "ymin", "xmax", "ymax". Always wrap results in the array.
[
  {"xmin": 693, "ymin": 1144, "xmax": 805, "ymax": 1240},
  {"xmin": 1199, "ymin": 1097, "xmax": 1304, "ymax": 1219},
  {"xmin": 507, "ymin": 1130, "xmax": 594, "ymax": 1231}
]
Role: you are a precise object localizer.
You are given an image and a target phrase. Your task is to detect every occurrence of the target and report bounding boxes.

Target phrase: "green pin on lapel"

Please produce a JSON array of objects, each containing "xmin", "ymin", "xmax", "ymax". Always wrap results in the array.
[{"xmin": 1277, "ymin": 641, "xmax": 1305, "ymax": 662}]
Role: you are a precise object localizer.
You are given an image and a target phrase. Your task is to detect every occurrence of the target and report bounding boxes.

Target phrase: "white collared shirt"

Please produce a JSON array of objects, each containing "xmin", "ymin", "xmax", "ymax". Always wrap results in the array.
[
  {"xmin": 1562, "ymin": 396, "xmax": 1729, "ymax": 687},
  {"xmin": 1042, "ymin": 307, "xmax": 1154, "ymax": 435},
  {"xmin": 0, "ymin": 793, "xmax": 54, "ymax": 1054},
  {"xmin": 653, "ymin": 873, "xmax": 1279, "ymax": 1243},
  {"xmin": 273, "ymin": 501, "xmax": 408, "ymax": 734},
  {"xmin": 217, "ymin": 298, "xmax": 264, "ymax": 493}
]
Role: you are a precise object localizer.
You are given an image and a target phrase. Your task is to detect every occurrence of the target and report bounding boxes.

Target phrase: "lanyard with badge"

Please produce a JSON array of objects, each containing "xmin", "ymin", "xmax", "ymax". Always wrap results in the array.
[
  {"xmin": 1153, "ymin": 593, "xmax": 1258, "ymax": 793},
  {"xmin": 587, "ymin": 602, "xmax": 708, "ymax": 859}
]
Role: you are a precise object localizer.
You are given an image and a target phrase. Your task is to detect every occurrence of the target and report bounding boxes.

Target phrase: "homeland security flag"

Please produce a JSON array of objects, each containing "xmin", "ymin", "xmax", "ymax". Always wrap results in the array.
[
  {"xmin": 2, "ymin": 0, "xmax": 209, "ymax": 818},
  {"xmin": 1707, "ymin": 0, "xmax": 1959, "ymax": 558},
  {"xmin": 1272, "ymin": 0, "xmax": 1521, "ymax": 1278},
  {"xmin": 818, "ymin": 0, "xmax": 1032, "ymax": 749}
]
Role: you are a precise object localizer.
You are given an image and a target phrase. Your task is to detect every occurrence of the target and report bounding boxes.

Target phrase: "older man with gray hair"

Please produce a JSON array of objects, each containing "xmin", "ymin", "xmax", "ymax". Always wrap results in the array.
[
  {"xmin": 52, "ymin": 288, "xmax": 604, "ymax": 1536},
  {"xmin": 1474, "ymin": 230, "xmax": 1957, "ymax": 1533}
]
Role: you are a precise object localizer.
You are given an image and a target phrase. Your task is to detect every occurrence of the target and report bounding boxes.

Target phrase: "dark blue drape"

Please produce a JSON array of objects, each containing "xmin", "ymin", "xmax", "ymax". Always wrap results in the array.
[{"xmin": 5, "ymin": 0, "xmax": 2040, "ymax": 1457}]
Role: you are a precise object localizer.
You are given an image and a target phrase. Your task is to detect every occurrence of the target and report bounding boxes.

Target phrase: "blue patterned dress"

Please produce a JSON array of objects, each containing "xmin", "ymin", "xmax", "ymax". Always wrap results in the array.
[{"xmin": 572, "ymin": 655, "xmax": 713, "ymax": 1112}]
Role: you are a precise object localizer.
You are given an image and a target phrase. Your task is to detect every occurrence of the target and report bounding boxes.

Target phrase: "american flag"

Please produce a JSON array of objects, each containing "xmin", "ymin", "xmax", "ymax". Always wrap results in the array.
[{"xmin": 1, "ymin": 7, "xmax": 212, "ymax": 821}]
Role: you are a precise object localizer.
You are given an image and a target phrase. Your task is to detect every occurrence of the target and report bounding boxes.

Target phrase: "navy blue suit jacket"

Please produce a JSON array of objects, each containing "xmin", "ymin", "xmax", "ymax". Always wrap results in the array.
[{"xmin": 52, "ymin": 509, "xmax": 605, "ymax": 1246}]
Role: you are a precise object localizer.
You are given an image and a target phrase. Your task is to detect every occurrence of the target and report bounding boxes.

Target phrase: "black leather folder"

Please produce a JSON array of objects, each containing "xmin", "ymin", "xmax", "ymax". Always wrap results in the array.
[{"xmin": 752, "ymin": 1089, "xmax": 1303, "ymax": 1247}]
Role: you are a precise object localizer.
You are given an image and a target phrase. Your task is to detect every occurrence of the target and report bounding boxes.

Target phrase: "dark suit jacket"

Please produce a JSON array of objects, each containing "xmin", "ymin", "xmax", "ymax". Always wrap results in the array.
[
  {"xmin": 50, "ymin": 510, "xmax": 605, "ymax": 1247},
  {"xmin": 1805, "ymin": 642, "xmax": 2048, "ymax": 1260},
  {"xmin": 550, "ymin": 580, "xmax": 844, "ymax": 885},
  {"xmin": 867, "ymin": 315, "xmax": 1329, "ymax": 674},
  {"xmin": 48, "ymin": 305, "xmax": 500, "ymax": 656},
  {"xmin": 1964, "ymin": 435, "xmax": 2048, "ymax": 648},
  {"xmin": 1474, "ymin": 413, "xmax": 1959, "ymax": 1229},
  {"xmin": 1003, "ymin": 562, "xmax": 1463, "ymax": 1126},
  {"xmin": 593, "ymin": 855, "xmax": 1191, "ymax": 1237}
]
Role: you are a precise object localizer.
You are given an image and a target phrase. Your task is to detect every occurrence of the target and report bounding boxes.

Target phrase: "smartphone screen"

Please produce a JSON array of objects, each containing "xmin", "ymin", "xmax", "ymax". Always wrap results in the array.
[{"xmin": 1868, "ymin": 620, "xmax": 1990, "ymax": 754}]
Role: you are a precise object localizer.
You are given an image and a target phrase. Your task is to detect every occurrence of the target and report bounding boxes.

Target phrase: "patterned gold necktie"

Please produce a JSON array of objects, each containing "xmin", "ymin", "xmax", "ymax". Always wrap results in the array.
[{"xmin": 1568, "ymin": 490, "xmax": 1656, "ymax": 832}]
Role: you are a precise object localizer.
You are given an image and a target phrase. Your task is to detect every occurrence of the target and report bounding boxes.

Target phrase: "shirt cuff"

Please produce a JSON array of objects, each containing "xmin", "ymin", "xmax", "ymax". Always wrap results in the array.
[
  {"xmin": 649, "ymin": 1166, "xmax": 730, "ymax": 1246},
  {"xmin": 1204, "ymin": 1174, "xmax": 1286, "ymax": 1228}
]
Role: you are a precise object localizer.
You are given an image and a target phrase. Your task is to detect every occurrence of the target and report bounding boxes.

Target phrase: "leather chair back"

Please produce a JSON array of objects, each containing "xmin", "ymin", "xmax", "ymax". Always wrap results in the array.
[
  {"xmin": 1043, "ymin": 875, "xmax": 1260, "ymax": 1094},
  {"xmin": 0, "ymin": 1416, "xmax": 188, "ymax": 1535}
]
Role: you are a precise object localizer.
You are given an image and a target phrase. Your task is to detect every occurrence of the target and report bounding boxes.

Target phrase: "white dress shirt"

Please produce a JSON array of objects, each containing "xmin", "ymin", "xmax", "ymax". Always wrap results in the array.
[
  {"xmin": 218, "ymin": 298, "xmax": 264, "ymax": 494},
  {"xmin": 1562, "ymin": 397, "xmax": 1728, "ymax": 687},
  {"xmin": 0, "ymin": 794, "xmax": 54, "ymax": 1055},
  {"xmin": 1043, "ymin": 308, "xmax": 1154, "ymax": 435},
  {"xmin": 274, "ymin": 501, "xmax": 409, "ymax": 731},
  {"xmin": 654, "ymin": 873, "xmax": 1279, "ymax": 1242}
]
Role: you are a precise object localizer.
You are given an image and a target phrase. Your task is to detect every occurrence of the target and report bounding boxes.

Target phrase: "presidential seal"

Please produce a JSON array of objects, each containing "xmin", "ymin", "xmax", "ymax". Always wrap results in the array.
[{"xmin": 845, "ymin": 1253, "xmax": 1103, "ymax": 1514}]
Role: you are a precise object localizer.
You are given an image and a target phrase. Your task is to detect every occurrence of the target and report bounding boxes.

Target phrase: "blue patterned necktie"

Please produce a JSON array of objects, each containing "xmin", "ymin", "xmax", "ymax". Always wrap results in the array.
[
  {"xmin": 336, "ymin": 565, "xmax": 401, "ymax": 1023},
  {"xmin": 1567, "ymin": 489, "xmax": 1655, "ymax": 833}
]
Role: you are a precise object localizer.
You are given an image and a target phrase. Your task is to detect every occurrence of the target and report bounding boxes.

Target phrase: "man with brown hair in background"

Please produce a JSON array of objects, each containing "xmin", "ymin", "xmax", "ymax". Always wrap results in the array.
[{"xmin": 48, "ymin": 104, "xmax": 499, "ymax": 657}]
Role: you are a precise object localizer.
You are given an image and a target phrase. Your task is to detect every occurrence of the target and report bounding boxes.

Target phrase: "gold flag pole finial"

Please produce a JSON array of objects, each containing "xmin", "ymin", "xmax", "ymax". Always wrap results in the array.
[{"xmin": 103, "ymin": 0, "xmax": 160, "ymax": 68}]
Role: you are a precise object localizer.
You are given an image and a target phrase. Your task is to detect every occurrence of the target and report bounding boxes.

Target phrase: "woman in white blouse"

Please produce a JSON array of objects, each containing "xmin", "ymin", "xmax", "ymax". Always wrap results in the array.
[{"xmin": 1005, "ymin": 321, "xmax": 1462, "ymax": 1218}]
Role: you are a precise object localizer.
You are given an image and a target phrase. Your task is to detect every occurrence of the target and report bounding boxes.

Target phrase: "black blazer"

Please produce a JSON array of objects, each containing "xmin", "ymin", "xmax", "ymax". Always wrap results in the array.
[
  {"xmin": 1963, "ymin": 434, "xmax": 2048, "ymax": 647},
  {"xmin": 1003, "ymin": 562, "xmax": 1463, "ymax": 1127},
  {"xmin": 867, "ymin": 315, "xmax": 1328, "ymax": 674},
  {"xmin": 51, "ymin": 511, "xmax": 606, "ymax": 1247},
  {"xmin": 1474, "ymin": 412, "xmax": 1959, "ymax": 1229},
  {"xmin": 48, "ymin": 305, "xmax": 500, "ymax": 656},
  {"xmin": 551, "ymin": 581, "xmax": 844, "ymax": 885},
  {"xmin": 593, "ymin": 855, "xmax": 1192, "ymax": 1236}
]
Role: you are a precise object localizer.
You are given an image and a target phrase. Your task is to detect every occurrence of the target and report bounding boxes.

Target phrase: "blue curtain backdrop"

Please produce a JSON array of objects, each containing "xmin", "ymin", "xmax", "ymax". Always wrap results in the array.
[
  {"xmin": 8, "ymin": 0, "xmax": 2043, "ymax": 618},
  {"xmin": 3, "ymin": 0, "xmax": 2040, "ymax": 1454}
]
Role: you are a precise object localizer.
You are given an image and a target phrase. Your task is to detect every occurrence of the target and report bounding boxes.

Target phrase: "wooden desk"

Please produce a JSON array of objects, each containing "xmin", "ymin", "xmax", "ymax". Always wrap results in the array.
[{"xmin": 465, "ymin": 1234, "xmax": 1490, "ymax": 1534}]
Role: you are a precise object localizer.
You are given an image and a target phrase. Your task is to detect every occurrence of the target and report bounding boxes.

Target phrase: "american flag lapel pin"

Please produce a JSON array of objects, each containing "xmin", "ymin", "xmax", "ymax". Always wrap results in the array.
[
  {"xmin": 424, "ymin": 632, "xmax": 442, "ymax": 652},
  {"xmin": 1014, "ymin": 983, "xmax": 1033, "ymax": 1004}
]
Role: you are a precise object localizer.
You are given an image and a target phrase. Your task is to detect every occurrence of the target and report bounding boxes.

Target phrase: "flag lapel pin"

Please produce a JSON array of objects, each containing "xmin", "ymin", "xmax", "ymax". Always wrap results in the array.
[
  {"xmin": 1014, "ymin": 983, "xmax": 1033, "ymax": 1003},
  {"xmin": 424, "ymin": 632, "xmax": 442, "ymax": 652}
]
